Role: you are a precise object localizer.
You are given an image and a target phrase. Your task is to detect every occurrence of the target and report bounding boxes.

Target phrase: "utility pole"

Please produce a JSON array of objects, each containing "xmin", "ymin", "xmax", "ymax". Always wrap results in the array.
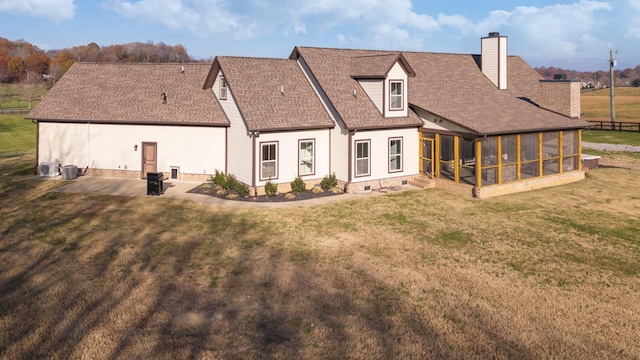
[{"xmin": 609, "ymin": 49, "xmax": 616, "ymax": 130}]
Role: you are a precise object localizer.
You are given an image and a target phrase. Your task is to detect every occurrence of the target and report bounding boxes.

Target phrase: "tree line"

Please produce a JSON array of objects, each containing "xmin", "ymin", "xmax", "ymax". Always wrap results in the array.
[
  {"xmin": 0, "ymin": 37, "xmax": 194, "ymax": 86},
  {"xmin": 2, "ymin": 36, "xmax": 639, "ymax": 89},
  {"xmin": 535, "ymin": 65, "xmax": 640, "ymax": 88}
]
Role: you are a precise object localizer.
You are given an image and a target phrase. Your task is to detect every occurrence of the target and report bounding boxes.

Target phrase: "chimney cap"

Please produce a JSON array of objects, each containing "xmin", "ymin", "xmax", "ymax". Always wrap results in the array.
[{"xmin": 488, "ymin": 32, "xmax": 500, "ymax": 37}]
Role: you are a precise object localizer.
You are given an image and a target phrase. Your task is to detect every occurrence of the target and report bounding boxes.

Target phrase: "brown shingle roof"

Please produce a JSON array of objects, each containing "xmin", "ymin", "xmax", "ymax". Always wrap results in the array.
[
  {"xmin": 350, "ymin": 53, "xmax": 416, "ymax": 78},
  {"xmin": 291, "ymin": 47, "xmax": 424, "ymax": 130},
  {"xmin": 404, "ymin": 52, "xmax": 589, "ymax": 135},
  {"xmin": 210, "ymin": 56, "xmax": 334, "ymax": 132},
  {"xmin": 294, "ymin": 47, "xmax": 590, "ymax": 135},
  {"xmin": 28, "ymin": 63, "xmax": 229, "ymax": 126}
]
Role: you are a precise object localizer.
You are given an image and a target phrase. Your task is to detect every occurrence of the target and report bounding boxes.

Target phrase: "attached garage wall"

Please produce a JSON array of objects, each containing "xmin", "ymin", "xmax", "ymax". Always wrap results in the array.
[{"xmin": 38, "ymin": 122, "xmax": 226, "ymax": 180}]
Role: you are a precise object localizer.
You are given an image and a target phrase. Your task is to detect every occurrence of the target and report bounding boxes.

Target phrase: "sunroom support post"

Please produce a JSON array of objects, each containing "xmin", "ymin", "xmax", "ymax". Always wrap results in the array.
[
  {"xmin": 578, "ymin": 130, "xmax": 583, "ymax": 171},
  {"xmin": 558, "ymin": 131, "xmax": 564, "ymax": 174},
  {"xmin": 454, "ymin": 136, "xmax": 460, "ymax": 183},
  {"xmin": 516, "ymin": 135, "xmax": 521, "ymax": 180},
  {"xmin": 475, "ymin": 139, "xmax": 482, "ymax": 188},
  {"xmin": 435, "ymin": 133, "xmax": 440, "ymax": 178},
  {"xmin": 538, "ymin": 133, "xmax": 543, "ymax": 177},
  {"xmin": 497, "ymin": 136, "xmax": 502, "ymax": 184}
]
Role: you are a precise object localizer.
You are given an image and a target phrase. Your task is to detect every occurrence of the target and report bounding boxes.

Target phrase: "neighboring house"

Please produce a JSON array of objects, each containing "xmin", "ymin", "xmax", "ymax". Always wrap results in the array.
[{"xmin": 28, "ymin": 33, "xmax": 591, "ymax": 197}]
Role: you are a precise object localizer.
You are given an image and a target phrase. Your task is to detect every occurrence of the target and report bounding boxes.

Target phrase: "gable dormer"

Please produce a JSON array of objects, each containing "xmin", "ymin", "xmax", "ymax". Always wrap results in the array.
[{"xmin": 350, "ymin": 53, "xmax": 415, "ymax": 118}]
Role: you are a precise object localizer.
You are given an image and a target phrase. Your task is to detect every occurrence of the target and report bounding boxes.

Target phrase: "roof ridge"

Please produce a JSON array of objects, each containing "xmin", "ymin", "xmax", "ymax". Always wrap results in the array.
[
  {"xmin": 217, "ymin": 55, "xmax": 293, "ymax": 61},
  {"xmin": 73, "ymin": 62, "xmax": 212, "ymax": 66}
]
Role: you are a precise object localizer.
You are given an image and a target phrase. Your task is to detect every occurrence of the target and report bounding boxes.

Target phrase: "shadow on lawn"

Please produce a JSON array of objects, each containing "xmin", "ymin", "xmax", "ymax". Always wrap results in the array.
[{"xmin": 0, "ymin": 155, "xmax": 543, "ymax": 358}]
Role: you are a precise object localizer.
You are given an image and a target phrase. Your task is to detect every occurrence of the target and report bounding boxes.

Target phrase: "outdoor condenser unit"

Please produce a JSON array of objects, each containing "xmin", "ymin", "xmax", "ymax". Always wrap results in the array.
[
  {"xmin": 62, "ymin": 165, "xmax": 78, "ymax": 180},
  {"xmin": 39, "ymin": 162, "xmax": 58, "ymax": 177}
]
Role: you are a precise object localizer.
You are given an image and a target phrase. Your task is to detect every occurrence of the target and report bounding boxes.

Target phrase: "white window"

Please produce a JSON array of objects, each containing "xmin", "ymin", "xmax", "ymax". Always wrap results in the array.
[
  {"xmin": 261, "ymin": 142, "xmax": 278, "ymax": 180},
  {"xmin": 355, "ymin": 140, "xmax": 370, "ymax": 177},
  {"xmin": 390, "ymin": 80, "xmax": 403, "ymax": 110},
  {"xmin": 389, "ymin": 137, "xmax": 402, "ymax": 172},
  {"xmin": 299, "ymin": 139, "xmax": 315, "ymax": 176},
  {"xmin": 219, "ymin": 75, "xmax": 227, "ymax": 100}
]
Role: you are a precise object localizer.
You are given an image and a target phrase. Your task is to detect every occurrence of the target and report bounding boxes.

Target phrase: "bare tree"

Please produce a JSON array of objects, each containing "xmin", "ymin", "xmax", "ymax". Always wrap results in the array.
[{"xmin": 17, "ymin": 71, "xmax": 43, "ymax": 109}]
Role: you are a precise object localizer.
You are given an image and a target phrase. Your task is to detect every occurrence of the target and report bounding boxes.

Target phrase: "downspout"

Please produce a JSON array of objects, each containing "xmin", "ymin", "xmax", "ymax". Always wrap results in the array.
[
  {"xmin": 87, "ymin": 123, "xmax": 90, "ymax": 170},
  {"xmin": 34, "ymin": 121, "xmax": 40, "ymax": 175},
  {"xmin": 251, "ymin": 131, "xmax": 259, "ymax": 196},
  {"xmin": 346, "ymin": 129, "xmax": 355, "ymax": 192},
  {"xmin": 224, "ymin": 127, "xmax": 229, "ymax": 174}
]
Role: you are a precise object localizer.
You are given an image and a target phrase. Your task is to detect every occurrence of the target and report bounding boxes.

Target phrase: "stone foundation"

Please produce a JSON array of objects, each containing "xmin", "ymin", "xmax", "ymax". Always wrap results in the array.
[
  {"xmin": 85, "ymin": 168, "xmax": 211, "ymax": 182},
  {"xmin": 344, "ymin": 175, "xmax": 414, "ymax": 194},
  {"xmin": 473, "ymin": 171, "xmax": 585, "ymax": 198}
]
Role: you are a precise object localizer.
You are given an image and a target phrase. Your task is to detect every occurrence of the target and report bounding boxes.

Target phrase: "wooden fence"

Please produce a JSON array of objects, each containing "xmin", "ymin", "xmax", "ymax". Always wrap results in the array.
[
  {"xmin": 586, "ymin": 121, "xmax": 640, "ymax": 132},
  {"xmin": 0, "ymin": 109, "xmax": 31, "ymax": 114}
]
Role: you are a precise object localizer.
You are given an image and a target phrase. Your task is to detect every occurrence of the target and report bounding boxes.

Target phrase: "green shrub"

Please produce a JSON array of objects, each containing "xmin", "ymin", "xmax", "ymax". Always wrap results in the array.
[
  {"xmin": 264, "ymin": 181, "xmax": 278, "ymax": 197},
  {"xmin": 290, "ymin": 176, "xmax": 306, "ymax": 193},
  {"xmin": 236, "ymin": 182, "xmax": 250, "ymax": 197},
  {"xmin": 212, "ymin": 169, "xmax": 226, "ymax": 188},
  {"xmin": 320, "ymin": 173, "xmax": 338, "ymax": 190},
  {"xmin": 225, "ymin": 173, "xmax": 238, "ymax": 192},
  {"xmin": 211, "ymin": 169, "xmax": 226, "ymax": 188}
]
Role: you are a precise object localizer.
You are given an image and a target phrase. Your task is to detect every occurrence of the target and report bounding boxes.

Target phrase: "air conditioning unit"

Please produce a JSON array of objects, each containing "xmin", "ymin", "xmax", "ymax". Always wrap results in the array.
[
  {"xmin": 39, "ymin": 161, "xmax": 59, "ymax": 177},
  {"xmin": 62, "ymin": 165, "xmax": 78, "ymax": 180}
]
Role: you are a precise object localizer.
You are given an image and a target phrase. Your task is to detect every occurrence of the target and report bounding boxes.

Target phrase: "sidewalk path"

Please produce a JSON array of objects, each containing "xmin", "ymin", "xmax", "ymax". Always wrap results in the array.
[
  {"xmin": 47, "ymin": 175, "xmax": 414, "ymax": 209},
  {"xmin": 582, "ymin": 141, "xmax": 640, "ymax": 153}
]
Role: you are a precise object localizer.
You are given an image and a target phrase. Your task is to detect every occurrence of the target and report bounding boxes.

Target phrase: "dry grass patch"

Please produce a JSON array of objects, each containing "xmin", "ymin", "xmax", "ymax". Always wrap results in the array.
[
  {"xmin": 581, "ymin": 88, "xmax": 640, "ymax": 121},
  {"xmin": 1, "ymin": 153, "xmax": 640, "ymax": 359}
]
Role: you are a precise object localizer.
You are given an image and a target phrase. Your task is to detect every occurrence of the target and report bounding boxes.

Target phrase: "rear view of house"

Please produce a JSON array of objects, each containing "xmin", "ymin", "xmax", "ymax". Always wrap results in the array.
[{"xmin": 28, "ymin": 33, "xmax": 591, "ymax": 197}]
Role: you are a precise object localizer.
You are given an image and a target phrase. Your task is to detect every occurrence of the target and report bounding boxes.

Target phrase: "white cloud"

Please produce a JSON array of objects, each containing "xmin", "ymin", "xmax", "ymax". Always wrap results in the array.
[
  {"xmin": 102, "ymin": 0, "xmax": 633, "ymax": 68},
  {"xmin": 0, "ymin": 0, "xmax": 75, "ymax": 23},
  {"xmin": 105, "ymin": 0, "xmax": 439, "ymax": 49}
]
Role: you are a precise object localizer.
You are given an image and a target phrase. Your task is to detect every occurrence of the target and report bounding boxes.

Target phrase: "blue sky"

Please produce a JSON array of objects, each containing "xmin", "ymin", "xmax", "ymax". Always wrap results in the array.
[{"xmin": 1, "ymin": 0, "xmax": 639, "ymax": 71}]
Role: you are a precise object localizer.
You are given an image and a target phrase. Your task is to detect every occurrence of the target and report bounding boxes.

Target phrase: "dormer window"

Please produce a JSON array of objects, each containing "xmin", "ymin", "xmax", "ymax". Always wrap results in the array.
[
  {"xmin": 389, "ymin": 80, "xmax": 403, "ymax": 110},
  {"xmin": 219, "ymin": 75, "xmax": 227, "ymax": 100}
]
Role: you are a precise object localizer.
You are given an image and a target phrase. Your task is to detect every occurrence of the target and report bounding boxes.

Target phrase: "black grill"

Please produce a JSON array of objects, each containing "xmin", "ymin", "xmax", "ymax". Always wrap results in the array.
[{"xmin": 147, "ymin": 172, "xmax": 164, "ymax": 195}]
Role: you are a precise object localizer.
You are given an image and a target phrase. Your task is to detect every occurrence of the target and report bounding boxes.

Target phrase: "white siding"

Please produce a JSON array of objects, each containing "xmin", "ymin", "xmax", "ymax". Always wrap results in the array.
[
  {"xmin": 213, "ymin": 73, "xmax": 253, "ymax": 185},
  {"xmin": 358, "ymin": 79, "xmax": 383, "ymax": 113},
  {"xmin": 38, "ymin": 122, "xmax": 226, "ymax": 176},
  {"xmin": 330, "ymin": 126, "xmax": 349, "ymax": 181},
  {"xmin": 297, "ymin": 56, "xmax": 349, "ymax": 182},
  {"xmin": 385, "ymin": 63, "xmax": 409, "ymax": 117},
  {"xmin": 254, "ymin": 129, "xmax": 330, "ymax": 186},
  {"xmin": 481, "ymin": 35, "xmax": 508, "ymax": 89},
  {"xmin": 38, "ymin": 122, "xmax": 88, "ymax": 166},
  {"xmin": 352, "ymin": 128, "xmax": 419, "ymax": 182}
]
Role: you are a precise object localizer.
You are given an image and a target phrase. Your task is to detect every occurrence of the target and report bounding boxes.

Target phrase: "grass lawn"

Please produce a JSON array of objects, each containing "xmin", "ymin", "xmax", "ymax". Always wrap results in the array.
[
  {"xmin": 0, "ymin": 83, "xmax": 46, "ymax": 110},
  {"xmin": 1, "ymin": 149, "xmax": 639, "ymax": 358},
  {"xmin": 0, "ymin": 114, "xmax": 37, "ymax": 154},
  {"xmin": 582, "ymin": 129, "xmax": 640, "ymax": 146}
]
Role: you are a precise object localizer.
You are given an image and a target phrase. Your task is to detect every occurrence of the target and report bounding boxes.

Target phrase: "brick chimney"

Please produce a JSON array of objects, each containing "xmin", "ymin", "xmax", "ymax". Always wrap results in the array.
[
  {"xmin": 537, "ymin": 77, "xmax": 581, "ymax": 118},
  {"xmin": 481, "ymin": 32, "xmax": 508, "ymax": 89}
]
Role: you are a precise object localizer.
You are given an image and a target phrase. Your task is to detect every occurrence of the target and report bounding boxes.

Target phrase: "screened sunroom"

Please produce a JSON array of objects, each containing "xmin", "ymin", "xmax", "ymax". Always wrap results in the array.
[{"xmin": 419, "ymin": 129, "xmax": 582, "ymax": 188}]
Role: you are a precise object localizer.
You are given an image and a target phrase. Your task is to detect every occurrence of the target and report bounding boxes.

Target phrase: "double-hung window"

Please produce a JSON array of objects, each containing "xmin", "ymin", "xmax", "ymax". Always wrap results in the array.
[
  {"xmin": 355, "ymin": 140, "xmax": 370, "ymax": 177},
  {"xmin": 219, "ymin": 75, "xmax": 227, "ymax": 100},
  {"xmin": 299, "ymin": 139, "xmax": 315, "ymax": 176},
  {"xmin": 389, "ymin": 137, "xmax": 402, "ymax": 172},
  {"xmin": 389, "ymin": 80, "xmax": 403, "ymax": 110},
  {"xmin": 261, "ymin": 142, "xmax": 277, "ymax": 180}
]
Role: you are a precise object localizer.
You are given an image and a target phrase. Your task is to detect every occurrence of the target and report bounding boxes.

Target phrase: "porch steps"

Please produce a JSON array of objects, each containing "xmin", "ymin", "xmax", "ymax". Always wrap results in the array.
[{"xmin": 408, "ymin": 175, "xmax": 436, "ymax": 189}]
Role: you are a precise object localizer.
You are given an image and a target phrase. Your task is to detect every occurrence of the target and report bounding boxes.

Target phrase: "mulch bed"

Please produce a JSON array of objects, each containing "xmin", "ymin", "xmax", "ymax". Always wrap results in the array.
[{"xmin": 187, "ymin": 183, "xmax": 344, "ymax": 202}]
